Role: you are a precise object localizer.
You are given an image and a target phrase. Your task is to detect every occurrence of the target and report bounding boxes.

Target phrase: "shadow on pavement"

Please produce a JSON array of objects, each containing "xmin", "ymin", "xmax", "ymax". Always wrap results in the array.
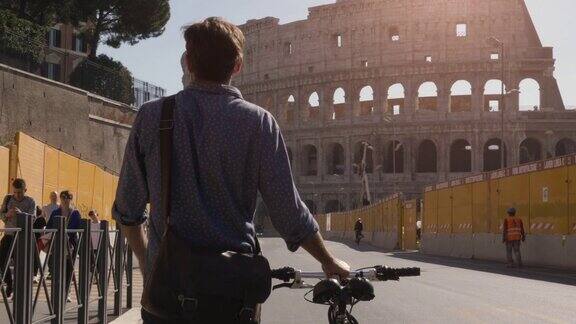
[{"xmin": 328, "ymin": 237, "xmax": 576, "ymax": 287}]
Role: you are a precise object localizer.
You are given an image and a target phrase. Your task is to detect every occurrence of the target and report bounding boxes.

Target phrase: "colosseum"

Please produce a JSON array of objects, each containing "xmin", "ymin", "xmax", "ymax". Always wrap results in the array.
[{"xmin": 234, "ymin": 0, "xmax": 576, "ymax": 215}]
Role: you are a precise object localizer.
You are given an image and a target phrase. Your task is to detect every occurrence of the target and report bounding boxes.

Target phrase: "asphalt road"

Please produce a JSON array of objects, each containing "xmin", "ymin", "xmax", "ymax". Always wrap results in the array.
[{"xmin": 261, "ymin": 238, "xmax": 576, "ymax": 324}]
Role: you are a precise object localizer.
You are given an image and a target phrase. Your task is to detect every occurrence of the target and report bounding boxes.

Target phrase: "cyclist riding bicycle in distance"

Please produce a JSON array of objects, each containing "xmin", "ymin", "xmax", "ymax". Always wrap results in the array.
[{"xmin": 112, "ymin": 17, "xmax": 350, "ymax": 323}]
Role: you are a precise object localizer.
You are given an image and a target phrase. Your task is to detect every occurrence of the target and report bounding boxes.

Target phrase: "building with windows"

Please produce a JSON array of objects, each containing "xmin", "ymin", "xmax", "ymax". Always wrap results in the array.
[
  {"xmin": 234, "ymin": 0, "xmax": 576, "ymax": 214},
  {"xmin": 133, "ymin": 79, "xmax": 166, "ymax": 108},
  {"xmin": 43, "ymin": 23, "xmax": 89, "ymax": 82}
]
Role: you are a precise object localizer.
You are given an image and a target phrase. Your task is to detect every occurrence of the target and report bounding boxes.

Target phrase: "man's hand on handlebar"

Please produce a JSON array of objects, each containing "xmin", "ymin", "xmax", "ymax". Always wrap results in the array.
[{"xmin": 322, "ymin": 257, "xmax": 350, "ymax": 279}]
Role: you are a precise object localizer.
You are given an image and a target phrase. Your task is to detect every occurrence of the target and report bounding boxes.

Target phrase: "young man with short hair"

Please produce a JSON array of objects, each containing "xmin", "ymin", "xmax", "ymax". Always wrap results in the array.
[
  {"xmin": 114, "ymin": 17, "xmax": 349, "ymax": 322},
  {"xmin": 0, "ymin": 178, "xmax": 36, "ymax": 298}
]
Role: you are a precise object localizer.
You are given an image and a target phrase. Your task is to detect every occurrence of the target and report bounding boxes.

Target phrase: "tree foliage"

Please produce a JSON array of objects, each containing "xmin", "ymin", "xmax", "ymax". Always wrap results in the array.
[
  {"xmin": 75, "ymin": 0, "xmax": 170, "ymax": 58},
  {"xmin": 69, "ymin": 54, "xmax": 135, "ymax": 105},
  {"xmin": 0, "ymin": 0, "xmax": 75, "ymax": 26},
  {"xmin": 0, "ymin": 9, "xmax": 45, "ymax": 63}
]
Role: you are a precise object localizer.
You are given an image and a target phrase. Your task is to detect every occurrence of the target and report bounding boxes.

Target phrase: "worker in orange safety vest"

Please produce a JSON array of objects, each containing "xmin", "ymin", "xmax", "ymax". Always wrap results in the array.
[{"xmin": 502, "ymin": 207, "xmax": 526, "ymax": 268}]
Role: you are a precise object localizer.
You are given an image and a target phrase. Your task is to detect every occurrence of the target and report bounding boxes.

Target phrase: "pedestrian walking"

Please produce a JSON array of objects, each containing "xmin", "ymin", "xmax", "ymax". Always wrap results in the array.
[
  {"xmin": 42, "ymin": 191, "xmax": 59, "ymax": 224},
  {"xmin": 46, "ymin": 190, "xmax": 81, "ymax": 302},
  {"xmin": 113, "ymin": 17, "xmax": 350, "ymax": 323},
  {"xmin": 354, "ymin": 218, "xmax": 364, "ymax": 245},
  {"xmin": 0, "ymin": 178, "xmax": 36, "ymax": 299},
  {"xmin": 88, "ymin": 210, "xmax": 100, "ymax": 273},
  {"xmin": 33, "ymin": 206, "xmax": 47, "ymax": 282},
  {"xmin": 502, "ymin": 207, "xmax": 526, "ymax": 268}
]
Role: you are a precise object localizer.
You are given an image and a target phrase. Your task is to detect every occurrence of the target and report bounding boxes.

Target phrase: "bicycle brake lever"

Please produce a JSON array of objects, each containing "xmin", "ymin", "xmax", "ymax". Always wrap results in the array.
[{"xmin": 273, "ymin": 283, "xmax": 293, "ymax": 290}]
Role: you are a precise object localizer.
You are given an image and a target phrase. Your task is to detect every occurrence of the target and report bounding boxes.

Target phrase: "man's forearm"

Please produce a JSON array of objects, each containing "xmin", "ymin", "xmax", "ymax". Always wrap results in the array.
[
  {"xmin": 300, "ymin": 231, "xmax": 334, "ymax": 265},
  {"xmin": 121, "ymin": 224, "xmax": 148, "ymax": 271}
]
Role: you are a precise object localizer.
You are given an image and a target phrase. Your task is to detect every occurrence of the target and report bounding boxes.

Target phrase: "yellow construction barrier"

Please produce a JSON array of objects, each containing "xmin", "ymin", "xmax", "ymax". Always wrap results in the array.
[
  {"xmin": 8, "ymin": 132, "xmax": 119, "ymax": 222},
  {"xmin": 402, "ymin": 200, "xmax": 418, "ymax": 250},
  {"xmin": 423, "ymin": 155, "xmax": 576, "ymax": 236}
]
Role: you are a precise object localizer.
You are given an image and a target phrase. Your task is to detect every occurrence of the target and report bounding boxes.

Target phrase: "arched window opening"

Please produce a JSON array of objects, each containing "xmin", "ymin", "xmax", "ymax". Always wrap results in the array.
[
  {"xmin": 359, "ymin": 86, "xmax": 375, "ymax": 116},
  {"xmin": 332, "ymin": 87, "xmax": 346, "ymax": 120},
  {"xmin": 308, "ymin": 92, "xmax": 320, "ymax": 121},
  {"xmin": 483, "ymin": 138, "xmax": 507, "ymax": 171},
  {"xmin": 519, "ymin": 138, "xmax": 542, "ymax": 164},
  {"xmin": 326, "ymin": 143, "xmax": 345, "ymax": 175},
  {"xmin": 555, "ymin": 138, "xmax": 576, "ymax": 157},
  {"xmin": 383, "ymin": 140, "xmax": 404, "ymax": 174},
  {"xmin": 450, "ymin": 80, "xmax": 472, "ymax": 112},
  {"xmin": 285, "ymin": 94, "xmax": 296, "ymax": 123},
  {"xmin": 301, "ymin": 145, "xmax": 318, "ymax": 176},
  {"xmin": 519, "ymin": 78, "xmax": 540, "ymax": 111},
  {"xmin": 417, "ymin": 82, "xmax": 438, "ymax": 111},
  {"xmin": 417, "ymin": 140, "xmax": 437, "ymax": 173},
  {"xmin": 450, "ymin": 139, "xmax": 472, "ymax": 172},
  {"xmin": 484, "ymin": 79, "xmax": 506, "ymax": 112},
  {"xmin": 304, "ymin": 200, "xmax": 317, "ymax": 214},
  {"xmin": 325, "ymin": 200, "xmax": 344, "ymax": 213},
  {"xmin": 353, "ymin": 142, "xmax": 374, "ymax": 174},
  {"xmin": 387, "ymin": 83, "xmax": 405, "ymax": 115}
]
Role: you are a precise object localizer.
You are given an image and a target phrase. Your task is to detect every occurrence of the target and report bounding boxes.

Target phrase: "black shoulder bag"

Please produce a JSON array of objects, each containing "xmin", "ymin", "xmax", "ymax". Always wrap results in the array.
[{"xmin": 141, "ymin": 95, "xmax": 272, "ymax": 322}]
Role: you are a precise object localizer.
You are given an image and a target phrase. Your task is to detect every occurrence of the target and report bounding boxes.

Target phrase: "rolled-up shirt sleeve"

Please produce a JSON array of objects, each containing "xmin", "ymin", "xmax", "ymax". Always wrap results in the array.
[
  {"xmin": 257, "ymin": 113, "xmax": 318, "ymax": 252},
  {"xmin": 112, "ymin": 105, "xmax": 150, "ymax": 226}
]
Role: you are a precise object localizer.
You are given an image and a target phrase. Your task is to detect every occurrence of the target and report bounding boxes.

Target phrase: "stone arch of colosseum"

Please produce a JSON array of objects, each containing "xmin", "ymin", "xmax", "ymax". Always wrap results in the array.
[{"xmin": 235, "ymin": 0, "xmax": 576, "ymax": 210}]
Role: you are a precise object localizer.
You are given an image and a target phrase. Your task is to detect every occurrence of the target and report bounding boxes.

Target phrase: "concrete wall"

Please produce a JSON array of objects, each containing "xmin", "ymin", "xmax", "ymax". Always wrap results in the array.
[
  {"xmin": 422, "ymin": 233, "xmax": 576, "ymax": 269},
  {"xmin": 0, "ymin": 63, "xmax": 136, "ymax": 174}
]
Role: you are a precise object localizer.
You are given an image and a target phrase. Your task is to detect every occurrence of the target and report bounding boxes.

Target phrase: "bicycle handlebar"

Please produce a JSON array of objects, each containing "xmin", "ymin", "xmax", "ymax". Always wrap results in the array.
[{"xmin": 271, "ymin": 265, "xmax": 420, "ymax": 284}]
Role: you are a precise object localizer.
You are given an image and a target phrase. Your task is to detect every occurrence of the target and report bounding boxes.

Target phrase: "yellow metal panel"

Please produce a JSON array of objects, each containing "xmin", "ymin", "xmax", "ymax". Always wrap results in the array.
[
  {"xmin": 0, "ymin": 147, "xmax": 10, "ymax": 200},
  {"xmin": 15, "ymin": 133, "xmax": 45, "ymax": 205},
  {"xmin": 403, "ymin": 200, "xmax": 418, "ymax": 250},
  {"xmin": 451, "ymin": 184, "xmax": 473, "ymax": 234},
  {"xmin": 569, "ymin": 164, "xmax": 576, "ymax": 235},
  {"xmin": 92, "ymin": 168, "xmax": 104, "ymax": 216},
  {"xmin": 43, "ymin": 146, "xmax": 59, "ymax": 205},
  {"xmin": 392, "ymin": 198, "xmax": 401, "ymax": 237},
  {"xmin": 488, "ymin": 179, "xmax": 500, "ymax": 233},
  {"xmin": 472, "ymin": 181, "xmax": 490, "ymax": 233},
  {"xmin": 529, "ymin": 167, "xmax": 569, "ymax": 234},
  {"xmin": 423, "ymin": 190, "xmax": 438, "ymax": 234},
  {"xmin": 101, "ymin": 173, "xmax": 115, "ymax": 221},
  {"xmin": 76, "ymin": 161, "xmax": 95, "ymax": 217},
  {"xmin": 437, "ymin": 188, "xmax": 452, "ymax": 234},
  {"xmin": 497, "ymin": 174, "xmax": 530, "ymax": 234},
  {"xmin": 58, "ymin": 152, "xmax": 79, "ymax": 197}
]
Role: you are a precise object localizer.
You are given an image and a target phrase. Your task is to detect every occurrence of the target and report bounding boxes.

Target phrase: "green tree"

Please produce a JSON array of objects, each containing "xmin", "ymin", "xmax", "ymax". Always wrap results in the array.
[
  {"xmin": 0, "ymin": 9, "xmax": 45, "ymax": 65},
  {"xmin": 69, "ymin": 54, "xmax": 135, "ymax": 105},
  {"xmin": 0, "ymin": 0, "xmax": 74, "ymax": 25},
  {"xmin": 74, "ymin": 0, "xmax": 170, "ymax": 58}
]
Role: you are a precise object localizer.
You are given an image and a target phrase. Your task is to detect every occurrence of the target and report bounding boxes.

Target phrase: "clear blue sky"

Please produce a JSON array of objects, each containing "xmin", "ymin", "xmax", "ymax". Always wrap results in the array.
[{"xmin": 101, "ymin": 0, "xmax": 576, "ymax": 106}]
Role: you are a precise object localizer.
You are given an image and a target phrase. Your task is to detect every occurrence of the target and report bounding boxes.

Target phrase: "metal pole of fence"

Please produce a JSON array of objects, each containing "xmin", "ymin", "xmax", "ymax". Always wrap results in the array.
[
  {"xmin": 51, "ymin": 216, "xmax": 66, "ymax": 324},
  {"xmin": 78, "ymin": 220, "xmax": 91, "ymax": 324},
  {"xmin": 126, "ymin": 245, "xmax": 133, "ymax": 309},
  {"xmin": 15, "ymin": 213, "xmax": 33, "ymax": 324},
  {"xmin": 97, "ymin": 221, "xmax": 109, "ymax": 324},
  {"xmin": 113, "ymin": 227, "xmax": 125, "ymax": 316}
]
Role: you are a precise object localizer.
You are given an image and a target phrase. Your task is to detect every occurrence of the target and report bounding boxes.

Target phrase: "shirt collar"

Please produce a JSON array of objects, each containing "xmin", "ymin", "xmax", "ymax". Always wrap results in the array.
[{"xmin": 187, "ymin": 81, "xmax": 243, "ymax": 99}]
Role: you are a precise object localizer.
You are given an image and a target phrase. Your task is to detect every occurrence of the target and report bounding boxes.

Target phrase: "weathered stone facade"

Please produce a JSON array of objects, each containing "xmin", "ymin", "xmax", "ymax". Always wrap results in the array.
[
  {"xmin": 235, "ymin": 0, "xmax": 576, "ymax": 214},
  {"xmin": 0, "ymin": 63, "xmax": 135, "ymax": 174}
]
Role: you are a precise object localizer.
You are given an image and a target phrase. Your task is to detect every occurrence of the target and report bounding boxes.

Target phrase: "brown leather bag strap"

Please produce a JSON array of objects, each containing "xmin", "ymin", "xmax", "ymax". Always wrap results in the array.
[{"xmin": 160, "ymin": 95, "xmax": 176, "ymax": 227}]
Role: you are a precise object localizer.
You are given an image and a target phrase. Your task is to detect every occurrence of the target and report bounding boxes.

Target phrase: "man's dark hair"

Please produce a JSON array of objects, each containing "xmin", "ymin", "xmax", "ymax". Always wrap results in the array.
[
  {"xmin": 184, "ymin": 17, "xmax": 245, "ymax": 83},
  {"xmin": 12, "ymin": 178, "xmax": 26, "ymax": 190},
  {"xmin": 60, "ymin": 190, "xmax": 73, "ymax": 200}
]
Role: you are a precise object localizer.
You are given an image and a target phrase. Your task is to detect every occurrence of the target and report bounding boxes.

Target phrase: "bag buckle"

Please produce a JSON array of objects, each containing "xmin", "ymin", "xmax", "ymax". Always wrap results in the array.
[{"xmin": 177, "ymin": 294, "xmax": 198, "ymax": 313}]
